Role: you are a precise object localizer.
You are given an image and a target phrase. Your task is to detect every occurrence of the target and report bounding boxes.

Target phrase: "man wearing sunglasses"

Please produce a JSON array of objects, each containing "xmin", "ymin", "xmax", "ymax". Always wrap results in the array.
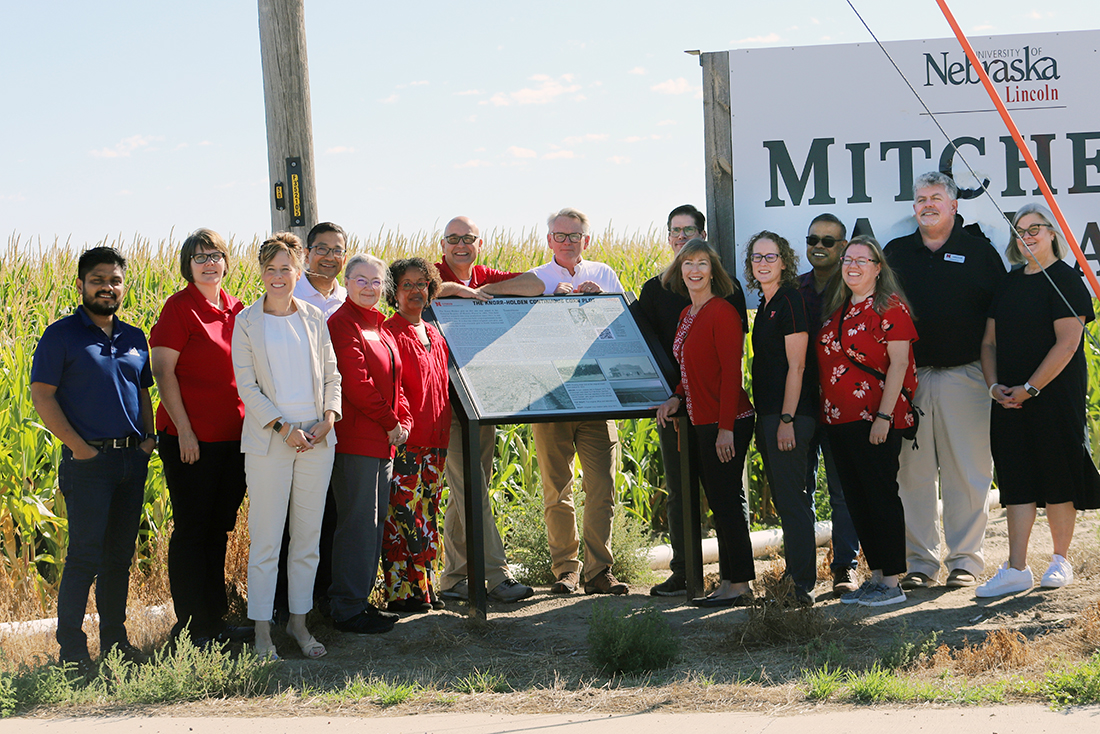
[
  {"xmin": 883, "ymin": 171, "xmax": 1006, "ymax": 592},
  {"xmin": 528, "ymin": 207, "xmax": 628, "ymax": 595},
  {"xmin": 795, "ymin": 214, "xmax": 861, "ymax": 597},
  {"xmin": 295, "ymin": 222, "xmax": 349, "ymax": 319},
  {"xmin": 434, "ymin": 216, "xmax": 541, "ymax": 604}
]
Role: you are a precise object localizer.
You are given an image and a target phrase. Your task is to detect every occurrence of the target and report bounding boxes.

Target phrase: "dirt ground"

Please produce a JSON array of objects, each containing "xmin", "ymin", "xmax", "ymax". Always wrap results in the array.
[{"xmin": 194, "ymin": 507, "xmax": 1100, "ymax": 716}]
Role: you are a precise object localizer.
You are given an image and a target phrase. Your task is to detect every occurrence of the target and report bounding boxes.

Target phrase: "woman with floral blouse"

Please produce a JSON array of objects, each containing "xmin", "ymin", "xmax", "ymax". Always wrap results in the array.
[{"xmin": 816, "ymin": 235, "xmax": 917, "ymax": 608}]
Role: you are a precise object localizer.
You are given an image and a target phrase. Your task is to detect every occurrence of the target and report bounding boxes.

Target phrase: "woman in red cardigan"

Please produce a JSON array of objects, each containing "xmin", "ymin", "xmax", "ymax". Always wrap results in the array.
[
  {"xmin": 656, "ymin": 239, "xmax": 756, "ymax": 607},
  {"xmin": 382, "ymin": 258, "xmax": 452, "ymax": 613},
  {"xmin": 327, "ymin": 254, "xmax": 411, "ymax": 633}
]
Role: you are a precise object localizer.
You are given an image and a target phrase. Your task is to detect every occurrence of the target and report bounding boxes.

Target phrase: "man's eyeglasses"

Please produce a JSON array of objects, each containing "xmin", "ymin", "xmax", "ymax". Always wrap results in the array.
[
  {"xmin": 550, "ymin": 232, "xmax": 585, "ymax": 244},
  {"xmin": 399, "ymin": 281, "xmax": 430, "ymax": 292},
  {"xmin": 309, "ymin": 245, "xmax": 345, "ymax": 258},
  {"xmin": 669, "ymin": 226, "xmax": 699, "ymax": 238},
  {"xmin": 806, "ymin": 235, "xmax": 842, "ymax": 248},
  {"xmin": 444, "ymin": 234, "xmax": 479, "ymax": 245},
  {"xmin": 1014, "ymin": 224, "xmax": 1050, "ymax": 238},
  {"xmin": 840, "ymin": 256, "xmax": 879, "ymax": 267},
  {"xmin": 750, "ymin": 253, "xmax": 780, "ymax": 263},
  {"xmin": 352, "ymin": 277, "xmax": 383, "ymax": 289},
  {"xmin": 191, "ymin": 251, "xmax": 225, "ymax": 264}
]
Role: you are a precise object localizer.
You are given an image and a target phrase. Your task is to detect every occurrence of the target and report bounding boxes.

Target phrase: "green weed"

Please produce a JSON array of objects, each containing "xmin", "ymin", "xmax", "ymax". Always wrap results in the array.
[{"xmin": 587, "ymin": 602, "xmax": 680, "ymax": 676}]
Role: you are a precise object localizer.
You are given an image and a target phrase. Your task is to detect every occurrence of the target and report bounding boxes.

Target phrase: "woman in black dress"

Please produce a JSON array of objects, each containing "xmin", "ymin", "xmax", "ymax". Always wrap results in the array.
[{"xmin": 977, "ymin": 203, "xmax": 1100, "ymax": 598}]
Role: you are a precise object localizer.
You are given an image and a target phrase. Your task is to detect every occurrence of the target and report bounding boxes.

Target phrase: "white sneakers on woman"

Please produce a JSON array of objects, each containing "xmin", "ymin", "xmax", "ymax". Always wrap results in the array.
[
  {"xmin": 1040, "ymin": 554, "xmax": 1073, "ymax": 588},
  {"xmin": 976, "ymin": 555, "xmax": 1074, "ymax": 598}
]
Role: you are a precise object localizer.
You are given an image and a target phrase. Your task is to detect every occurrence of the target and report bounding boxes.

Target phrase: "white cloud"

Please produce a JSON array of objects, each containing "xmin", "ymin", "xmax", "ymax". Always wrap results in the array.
[
  {"xmin": 563, "ymin": 133, "xmax": 609, "ymax": 145},
  {"xmin": 972, "ymin": 24, "xmax": 994, "ymax": 31},
  {"xmin": 90, "ymin": 134, "xmax": 162, "ymax": 159},
  {"xmin": 608, "ymin": 156, "xmax": 630, "ymax": 165},
  {"xmin": 506, "ymin": 146, "xmax": 537, "ymax": 158},
  {"xmin": 623, "ymin": 134, "xmax": 663, "ymax": 143},
  {"xmin": 379, "ymin": 94, "xmax": 399, "ymax": 104},
  {"xmin": 628, "ymin": 66, "xmax": 646, "ymax": 75},
  {"xmin": 454, "ymin": 89, "xmax": 484, "ymax": 96},
  {"xmin": 326, "ymin": 146, "xmax": 356, "ymax": 155},
  {"xmin": 0, "ymin": 193, "xmax": 27, "ymax": 202},
  {"xmin": 118, "ymin": 189, "xmax": 132, "ymax": 195},
  {"xmin": 489, "ymin": 75, "xmax": 583, "ymax": 106},
  {"xmin": 656, "ymin": 119, "xmax": 677, "ymax": 126},
  {"xmin": 456, "ymin": 159, "xmax": 491, "ymax": 168},
  {"xmin": 543, "ymin": 150, "xmax": 575, "ymax": 160},
  {"xmin": 733, "ymin": 32, "xmax": 781, "ymax": 44},
  {"xmin": 410, "ymin": 80, "xmax": 429, "ymax": 86},
  {"xmin": 650, "ymin": 78, "xmax": 695, "ymax": 95},
  {"xmin": 198, "ymin": 141, "xmax": 211, "ymax": 146}
]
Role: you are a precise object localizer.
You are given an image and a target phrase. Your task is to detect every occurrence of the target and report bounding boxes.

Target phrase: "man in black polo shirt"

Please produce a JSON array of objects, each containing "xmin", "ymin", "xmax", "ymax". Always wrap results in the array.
[
  {"xmin": 632, "ymin": 204, "xmax": 748, "ymax": 596},
  {"xmin": 31, "ymin": 246, "xmax": 156, "ymax": 674},
  {"xmin": 883, "ymin": 172, "xmax": 1006, "ymax": 591}
]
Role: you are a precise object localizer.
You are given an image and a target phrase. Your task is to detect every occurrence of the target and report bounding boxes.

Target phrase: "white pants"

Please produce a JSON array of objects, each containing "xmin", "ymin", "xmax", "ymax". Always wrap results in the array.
[
  {"xmin": 897, "ymin": 361, "xmax": 993, "ymax": 577},
  {"xmin": 245, "ymin": 438, "xmax": 335, "ymax": 620}
]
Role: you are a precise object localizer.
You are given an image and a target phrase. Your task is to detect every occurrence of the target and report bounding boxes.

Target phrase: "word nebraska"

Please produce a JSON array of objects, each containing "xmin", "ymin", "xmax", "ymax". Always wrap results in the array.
[
  {"xmin": 923, "ymin": 48, "xmax": 1060, "ymax": 87},
  {"xmin": 762, "ymin": 133, "xmax": 1100, "ymax": 208}
]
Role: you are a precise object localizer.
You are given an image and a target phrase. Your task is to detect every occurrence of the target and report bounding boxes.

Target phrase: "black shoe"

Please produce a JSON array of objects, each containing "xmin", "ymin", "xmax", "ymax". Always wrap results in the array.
[
  {"xmin": 430, "ymin": 598, "xmax": 446, "ymax": 610},
  {"xmin": 333, "ymin": 610, "xmax": 396, "ymax": 634},
  {"xmin": 60, "ymin": 656, "xmax": 97, "ymax": 681},
  {"xmin": 387, "ymin": 598, "xmax": 432, "ymax": 614},
  {"xmin": 366, "ymin": 603, "xmax": 399, "ymax": 622},
  {"xmin": 213, "ymin": 625, "xmax": 256, "ymax": 644},
  {"xmin": 650, "ymin": 574, "xmax": 687, "ymax": 597},
  {"xmin": 101, "ymin": 642, "xmax": 150, "ymax": 665}
]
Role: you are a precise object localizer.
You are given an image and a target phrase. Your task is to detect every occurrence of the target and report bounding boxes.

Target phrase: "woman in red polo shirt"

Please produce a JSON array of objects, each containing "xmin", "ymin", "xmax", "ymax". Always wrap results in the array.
[
  {"xmin": 816, "ymin": 235, "xmax": 917, "ymax": 608},
  {"xmin": 656, "ymin": 239, "xmax": 756, "ymax": 608},
  {"xmin": 382, "ymin": 258, "xmax": 451, "ymax": 613},
  {"xmin": 150, "ymin": 228, "xmax": 250, "ymax": 647}
]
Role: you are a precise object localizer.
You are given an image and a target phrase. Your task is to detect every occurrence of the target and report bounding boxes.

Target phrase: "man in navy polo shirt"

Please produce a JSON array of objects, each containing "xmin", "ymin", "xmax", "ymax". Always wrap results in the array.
[{"xmin": 31, "ymin": 246, "xmax": 156, "ymax": 673}]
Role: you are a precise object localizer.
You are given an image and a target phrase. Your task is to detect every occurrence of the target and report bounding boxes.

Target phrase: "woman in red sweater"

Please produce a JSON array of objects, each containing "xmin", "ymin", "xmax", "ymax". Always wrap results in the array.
[
  {"xmin": 382, "ymin": 258, "xmax": 452, "ymax": 613},
  {"xmin": 656, "ymin": 239, "xmax": 756, "ymax": 607},
  {"xmin": 327, "ymin": 254, "xmax": 411, "ymax": 633}
]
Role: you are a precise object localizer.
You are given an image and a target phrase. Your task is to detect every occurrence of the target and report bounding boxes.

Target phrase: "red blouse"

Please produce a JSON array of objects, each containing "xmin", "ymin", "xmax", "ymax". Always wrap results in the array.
[
  {"xmin": 149, "ymin": 283, "xmax": 245, "ymax": 442},
  {"xmin": 384, "ymin": 313, "xmax": 452, "ymax": 450},
  {"xmin": 816, "ymin": 295, "xmax": 918, "ymax": 428},
  {"xmin": 671, "ymin": 297, "xmax": 753, "ymax": 431}
]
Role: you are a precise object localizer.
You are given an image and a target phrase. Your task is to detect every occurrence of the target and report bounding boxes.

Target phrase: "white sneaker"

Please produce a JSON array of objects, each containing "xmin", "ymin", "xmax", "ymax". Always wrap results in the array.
[
  {"xmin": 1040, "ymin": 554, "xmax": 1073, "ymax": 588},
  {"xmin": 975, "ymin": 563, "xmax": 1033, "ymax": 598}
]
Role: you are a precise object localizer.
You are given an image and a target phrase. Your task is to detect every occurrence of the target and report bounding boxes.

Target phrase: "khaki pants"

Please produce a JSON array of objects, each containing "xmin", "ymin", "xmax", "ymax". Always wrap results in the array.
[
  {"xmin": 532, "ymin": 420, "xmax": 619, "ymax": 582},
  {"xmin": 441, "ymin": 416, "xmax": 512, "ymax": 590},
  {"xmin": 897, "ymin": 362, "xmax": 993, "ymax": 577}
]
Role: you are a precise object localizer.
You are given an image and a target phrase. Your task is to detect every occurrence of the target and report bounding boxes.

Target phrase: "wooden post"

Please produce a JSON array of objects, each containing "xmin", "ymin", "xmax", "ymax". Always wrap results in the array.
[
  {"xmin": 699, "ymin": 51, "xmax": 736, "ymax": 276},
  {"xmin": 258, "ymin": 0, "xmax": 318, "ymax": 236}
]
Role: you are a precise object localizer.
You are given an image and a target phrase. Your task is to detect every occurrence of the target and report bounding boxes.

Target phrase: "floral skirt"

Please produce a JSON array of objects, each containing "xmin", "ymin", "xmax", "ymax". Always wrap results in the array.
[{"xmin": 382, "ymin": 445, "xmax": 446, "ymax": 602}]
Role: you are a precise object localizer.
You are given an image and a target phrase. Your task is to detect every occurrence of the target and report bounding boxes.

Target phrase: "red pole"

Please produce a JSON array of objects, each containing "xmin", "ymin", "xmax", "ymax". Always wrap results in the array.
[{"xmin": 934, "ymin": 0, "xmax": 1100, "ymax": 299}]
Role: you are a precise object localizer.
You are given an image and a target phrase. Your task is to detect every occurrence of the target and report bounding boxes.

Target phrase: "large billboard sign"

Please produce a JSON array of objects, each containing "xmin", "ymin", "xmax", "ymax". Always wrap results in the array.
[{"xmin": 728, "ymin": 30, "xmax": 1100, "ymax": 285}]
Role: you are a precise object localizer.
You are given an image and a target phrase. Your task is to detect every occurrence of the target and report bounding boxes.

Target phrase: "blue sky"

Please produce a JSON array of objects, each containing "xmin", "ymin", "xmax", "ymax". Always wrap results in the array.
[{"xmin": 4, "ymin": 1, "xmax": 1098, "ymax": 247}]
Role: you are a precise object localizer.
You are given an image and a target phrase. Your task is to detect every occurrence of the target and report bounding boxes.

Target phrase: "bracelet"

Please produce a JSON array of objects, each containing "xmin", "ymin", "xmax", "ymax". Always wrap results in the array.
[
  {"xmin": 282, "ymin": 425, "xmax": 292, "ymax": 443},
  {"xmin": 875, "ymin": 412, "xmax": 892, "ymax": 422},
  {"xmin": 988, "ymin": 383, "xmax": 1000, "ymax": 399}
]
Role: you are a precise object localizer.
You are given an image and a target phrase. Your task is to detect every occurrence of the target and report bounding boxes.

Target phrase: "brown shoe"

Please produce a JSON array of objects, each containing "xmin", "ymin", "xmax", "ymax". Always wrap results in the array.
[
  {"xmin": 584, "ymin": 567, "xmax": 628, "ymax": 595},
  {"xmin": 945, "ymin": 569, "xmax": 976, "ymax": 587},
  {"xmin": 832, "ymin": 567, "xmax": 859, "ymax": 596},
  {"xmin": 551, "ymin": 571, "xmax": 579, "ymax": 594}
]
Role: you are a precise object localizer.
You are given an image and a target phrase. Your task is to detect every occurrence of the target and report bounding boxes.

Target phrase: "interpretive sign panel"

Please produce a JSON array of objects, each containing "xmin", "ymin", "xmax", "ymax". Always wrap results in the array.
[{"xmin": 429, "ymin": 294, "xmax": 672, "ymax": 420}]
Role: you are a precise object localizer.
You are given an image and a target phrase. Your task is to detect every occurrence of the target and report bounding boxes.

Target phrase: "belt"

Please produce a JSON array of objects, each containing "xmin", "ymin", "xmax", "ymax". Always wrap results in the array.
[{"xmin": 86, "ymin": 435, "xmax": 142, "ymax": 449}]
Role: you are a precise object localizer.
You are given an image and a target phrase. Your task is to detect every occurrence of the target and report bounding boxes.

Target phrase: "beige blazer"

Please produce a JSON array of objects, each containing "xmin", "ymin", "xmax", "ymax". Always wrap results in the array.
[{"xmin": 232, "ymin": 296, "xmax": 342, "ymax": 456}]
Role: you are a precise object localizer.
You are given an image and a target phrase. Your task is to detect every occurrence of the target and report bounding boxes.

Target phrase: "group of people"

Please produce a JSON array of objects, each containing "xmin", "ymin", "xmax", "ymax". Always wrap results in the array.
[{"xmin": 30, "ymin": 177, "xmax": 1099, "ymax": 669}]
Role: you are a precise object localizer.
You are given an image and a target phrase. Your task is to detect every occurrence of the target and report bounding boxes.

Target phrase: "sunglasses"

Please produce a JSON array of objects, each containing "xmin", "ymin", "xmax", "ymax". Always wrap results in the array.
[
  {"xmin": 806, "ymin": 235, "xmax": 842, "ymax": 248},
  {"xmin": 444, "ymin": 234, "xmax": 479, "ymax": 245},
  {"xmin": 1013, "ymin": 223, "xmax": 1050, "ymax": 238}
]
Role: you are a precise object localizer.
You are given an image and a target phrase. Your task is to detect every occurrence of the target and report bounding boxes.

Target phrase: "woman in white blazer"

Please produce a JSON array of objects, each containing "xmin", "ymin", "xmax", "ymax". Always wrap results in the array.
[{"xmin": 232, "ymin": 232, "xmax": 341, "ymax": 660}]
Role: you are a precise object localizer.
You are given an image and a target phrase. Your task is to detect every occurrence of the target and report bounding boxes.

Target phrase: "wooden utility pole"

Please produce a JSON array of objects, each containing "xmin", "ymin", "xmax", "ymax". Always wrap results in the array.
[
  {"xmin": 258, "ymin": 0, "xmax": 318, "ymax": 236},
  {"xmin": 699, "ymin": 51, "xmax": 736, "ymax": 275}
]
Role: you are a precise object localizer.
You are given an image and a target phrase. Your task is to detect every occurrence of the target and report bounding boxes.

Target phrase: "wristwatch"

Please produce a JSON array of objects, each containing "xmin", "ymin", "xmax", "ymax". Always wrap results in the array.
[
  {"xmin": 780, "ymin": 413, "xmax": 794, "ymax": 424},
  {"xmin": 1024, "ymin": 382, "xmax": 1041, "ymax": 397},
  {"xmin": 271, "ymin": 419, "xmax": 285, "ymax": 434}
]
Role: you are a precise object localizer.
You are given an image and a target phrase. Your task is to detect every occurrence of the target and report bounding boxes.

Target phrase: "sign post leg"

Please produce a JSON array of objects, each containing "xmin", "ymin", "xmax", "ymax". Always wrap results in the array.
[
  {"xmin": 679, "ymin": 415, "xmax": 704, "ymax": 600},
  {"xmin": 462, "ymin": 418, "xmax": 488, "ymax": 619}
]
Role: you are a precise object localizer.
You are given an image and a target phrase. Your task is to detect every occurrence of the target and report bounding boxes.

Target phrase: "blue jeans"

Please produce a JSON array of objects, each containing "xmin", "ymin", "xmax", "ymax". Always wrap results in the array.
[
  {"xmin": 56, "ymin": 445, "xmax": 148, "ymax": 661},
  {"xmin": 806, "ymin": 424, "xmax": 859, "ymax": 571}
]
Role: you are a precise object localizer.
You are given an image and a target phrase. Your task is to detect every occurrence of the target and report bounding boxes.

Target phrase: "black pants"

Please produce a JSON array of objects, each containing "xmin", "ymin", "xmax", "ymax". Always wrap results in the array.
[
  {"xmin": 160, "ymin": 434, "xmax": 247, "ymax": 639},
  {"xmin": 693, "ymin": 416, "xmax": 756, "ymax": 583},
  {"xmin": 826, "ymin": 420, "xmax": 906, "ymax": 577}
]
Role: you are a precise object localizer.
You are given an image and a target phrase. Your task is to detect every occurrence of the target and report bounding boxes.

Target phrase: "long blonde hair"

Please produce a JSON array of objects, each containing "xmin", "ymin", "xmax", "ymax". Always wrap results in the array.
[{"xmin": 823, "ymin": 235, "xmax": 910, "ymax": 316}]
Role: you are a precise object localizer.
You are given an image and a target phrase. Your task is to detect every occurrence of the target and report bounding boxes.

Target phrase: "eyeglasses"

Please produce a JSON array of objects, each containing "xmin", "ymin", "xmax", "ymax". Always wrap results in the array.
[
  {"xmin": 399, "ymin": 281, "xmax": 430, "ymax": 292},
  {"xmin": 191, "ymin": 251, "xmax": 225, "ymax": 264},
  {"xmin": 309, "ymin": 245, "xmax": 345, "ymax": 258},
  {"xmin": 840, "ymin": 256, "xmax": 879, "ymax": 267},
  {"xmin": 550, "ymin": 232, "xmax": 585, "ymax": 244},
  {"xmin": 1014, "ymin": 223, "xmax": 1050, "ymax": 238},
  {"xmin": 352, "ymin": 277, "xmax": 383, "ymax": 289},
  {"xmin": 669, "ymin": 226, "xmax": 699, "ymax": 238},
  {"xmin": 806, "ymin": 235, "xmax": 842, "ymax": 248},
  {"xmin": 750, "ymin": 253, "xmax": 780, "ymax": 263},
  {"xmin": 444, "ymin": 234, "xmax": 479, "ymax": 245}
]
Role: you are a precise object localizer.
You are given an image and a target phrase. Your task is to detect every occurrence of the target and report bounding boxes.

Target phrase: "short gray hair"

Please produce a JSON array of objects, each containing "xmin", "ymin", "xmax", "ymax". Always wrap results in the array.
[
  {"xmin": 913, "ymin": 171, "xmax": 958, "ymax": 200},
  {"xmin": 1007, "ymin": 203, "xmax": 1067, "ymax": 265},
  {"xmin": 546, "ymin": 207, "xmax": 590, "ymax": 234},
  {"xmin": 345, "ymin": 253, "xmax": 392, "ymax": 290}
]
